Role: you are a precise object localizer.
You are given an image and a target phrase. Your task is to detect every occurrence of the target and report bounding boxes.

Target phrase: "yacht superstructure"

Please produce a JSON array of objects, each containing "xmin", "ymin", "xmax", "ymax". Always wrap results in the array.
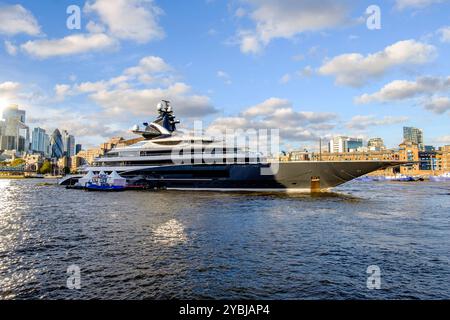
[{"xmin": 60, "ymin": 101, "xmax": 406, "ymax": 191}]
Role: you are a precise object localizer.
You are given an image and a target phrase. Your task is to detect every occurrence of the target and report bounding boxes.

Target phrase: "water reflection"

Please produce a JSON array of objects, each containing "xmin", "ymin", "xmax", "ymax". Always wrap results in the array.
[
  {"xmin": 153, "ymin": 219, "xmax": 187, "ymax": 246},
  {"xmin": 0, "ymin": 179, "xmax": 449, "ymax": 299}
]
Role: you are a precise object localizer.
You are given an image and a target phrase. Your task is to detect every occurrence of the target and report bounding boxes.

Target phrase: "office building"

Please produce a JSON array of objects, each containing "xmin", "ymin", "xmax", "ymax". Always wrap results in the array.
[
  {"xmin": 328, "ymin": 136, "xmax": 363, "ymax": 153},
  {"xmin": 50, "ymin": 129, "xmax": 64, "ymax": 158},
  {"xmin": 403, "ymin": 127, "xmax": 424, "ymax": 151},
  {"xmin": 0, "ymin": 104, "xmax": 30, "ymax": 153},
  {"xmin": 31, "ymin": 127, "xmax": 50, "ymax": 156},
  {"xmin": 62, "ymin": 130, "xmax": 75, "ymax": 157},
  {"xmin": 367, "ymin": 138, "xmax": 385, "ymax": 151},
  {"xmin": 75, "ymin": 144, "xmax": 82, "ymax": 155}
]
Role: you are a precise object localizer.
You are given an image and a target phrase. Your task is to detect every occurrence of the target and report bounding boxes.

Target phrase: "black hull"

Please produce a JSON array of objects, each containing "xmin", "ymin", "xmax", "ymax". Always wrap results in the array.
[{"xmin": 60, "ymin": 161, "xmax": 405, "ymax": 192}]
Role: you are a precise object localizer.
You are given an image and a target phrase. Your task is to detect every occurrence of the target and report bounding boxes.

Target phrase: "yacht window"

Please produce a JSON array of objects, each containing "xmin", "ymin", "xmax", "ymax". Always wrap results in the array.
[{"xmin": 152, "ymin": 141, "xmax": 182, "ymax": 145}]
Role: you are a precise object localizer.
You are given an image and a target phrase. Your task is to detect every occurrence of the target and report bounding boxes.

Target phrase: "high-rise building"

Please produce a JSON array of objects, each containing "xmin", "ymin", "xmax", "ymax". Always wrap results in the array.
[
  {"xmin": 0, "ymin": 104, "xmax": 29, "ymax": 153},
  {"xmin": 43, "ymin": 133, "xmax": 51, "ymax": 157},
  {"xmin": 50, "ymin": 129, "xmax": 64, "ymax": 158},
  {"xmin": 403, "ymin": 127, "xmax": 424, "ymax": 151},
  {"xmin": 62, "ymin": 130, "xmax": 75, "ymax": 157},
  {"xmin": 75, "ymin": 144, "xmax": 82, "ymax": 155},
  {"xmin": 367, "ymin": 138, "xmax": 386, "ymax": 151},
  {"xmin": 328, "ymin": 136, "xmax": 363, "ymax": 153},
  {"xmin": 31, "ymin": 127, "xmax": 50, "ymax": 155}
]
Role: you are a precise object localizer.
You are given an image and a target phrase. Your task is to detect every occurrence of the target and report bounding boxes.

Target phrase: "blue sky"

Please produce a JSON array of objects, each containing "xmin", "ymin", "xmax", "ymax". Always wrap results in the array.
[{"xmin": 0, "ymin": 0, "xmax": 449, "ymax": 150}]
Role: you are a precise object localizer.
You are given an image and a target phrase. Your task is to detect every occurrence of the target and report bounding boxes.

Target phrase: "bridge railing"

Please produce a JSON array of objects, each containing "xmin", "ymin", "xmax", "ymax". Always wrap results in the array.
[{"xmin": 0, "ymin": 165, "xmax": 26, "ymax": 172}]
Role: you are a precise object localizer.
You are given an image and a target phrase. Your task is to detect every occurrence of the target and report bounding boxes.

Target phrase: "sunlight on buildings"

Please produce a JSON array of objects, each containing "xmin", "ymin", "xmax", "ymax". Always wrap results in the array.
[{"xmin": 0, "ymin": 97, "xmax": 10, "ymax": 118}]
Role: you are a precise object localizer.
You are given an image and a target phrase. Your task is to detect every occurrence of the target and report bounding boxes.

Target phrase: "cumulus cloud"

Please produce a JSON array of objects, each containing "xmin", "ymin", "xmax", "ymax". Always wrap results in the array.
[
  {"xmin": 0, "ymin": 81, "xmax": 21, "ymax": 100},
  {"xmin": 424, "ymin": 96, "xmax": 450, "ymax": 114},
  {"xmin": 318, "ymin": 40, "xmax": 437, "ymax": 87},
  {"xmin": 84, "ymin": 0, "xmax": 164, "ymax": 43},
  {"xmin": 21, "ymin": 33, "xmax": 118, "ymax": 59},
  {"xmin": 438, "ymin": 26, "xmax": 450, "ymax": 43},
  {"xmin": 346, "ymin": 115, "xmax": 409, "ymax": 130},
  {"xmin": 89, "ymin": 83, "xmax": 216, "ymax": 118},
  {"xmin": 355, "ymin": 76, "xmax": 450, "ymax": 104},
  {"xmin": 53, "ymin": 55, "xmax": 217, "ymax": 118},
  {"xmin": 209, "ymin": 97, "xmax": 337, "ymax": 142},
  {"xmin": 0, "ymin": 4, "xmax": 41, "ymax": 36},
  {"xmin": 26, "ymin": 106, "xmax": 125, "ymax": 146},
  {"xmin": 125, "ymin": 56, "xmax": 171, "ymax": 76},
  {"xmin": 234, "ymin": 0, "xmax": 351, "ymax": 54},
  {"xmin": 54, "ymin": 84, "xmax": 72, "ymax": 101}
]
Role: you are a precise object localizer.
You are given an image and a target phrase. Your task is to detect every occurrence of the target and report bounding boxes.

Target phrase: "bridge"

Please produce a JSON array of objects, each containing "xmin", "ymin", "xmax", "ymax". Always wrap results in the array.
[{"xmin": 0, "ymin": 165, "xmax": 35, "ymax": 173}]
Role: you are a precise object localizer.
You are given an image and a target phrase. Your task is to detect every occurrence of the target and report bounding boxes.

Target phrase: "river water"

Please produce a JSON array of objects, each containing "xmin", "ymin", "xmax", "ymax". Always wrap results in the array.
[{"xmin": 0, "ymin": 178, "xmax": 449, "ymax": 299}]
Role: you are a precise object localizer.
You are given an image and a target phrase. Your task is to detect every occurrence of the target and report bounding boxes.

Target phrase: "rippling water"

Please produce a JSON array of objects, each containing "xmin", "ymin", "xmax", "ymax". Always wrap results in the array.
[{"xmin": 0, "ymin": 178, "xmax": 449, "ymax": 299}]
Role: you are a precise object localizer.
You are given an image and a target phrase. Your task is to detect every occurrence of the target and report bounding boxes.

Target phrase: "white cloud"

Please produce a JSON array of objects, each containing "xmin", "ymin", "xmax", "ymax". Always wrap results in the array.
[
  {"xmin": 124, "ymin": 56, "xmax": 171, "ymax": 76},
  {"xmin": 355, "ymin": 76, "xmax": 450, "ymax": 104},
  {"xmin": 438, "ymin": 26, "xmax": 450, "ymax": 43},
  {"xmin": 242, "ymin": 97, "xmax": 291, "ymax": 117},
  {"xmin": 54, "ymin": 84, "xmax": 72, "ymax": 101},
  {"xmin": 4, "ymin": 41, "xmax": 18, "ymax": 56},
  {"xmin": 20, "ymin": 33, "xmax": 118, "ymax": 59},
  {"xmin": 89, "ymin": 82, "xmax": 216, "ymax": 118},
  {"xmin": 435, "ymin": 135, "xmax": 450, "ymax": 144},
  {"xmin": 0, "ymin": 81, "xmax": 21, "ymax": 100},
  {"xmin": 209, "ymin": 97, "xmax": 337, "ymax": 142},
  {"xmin": 395, "ymin": 0, "xmax": 444, "ymax": 10},
  {"xmin": 237, "ymin": 30, "xmax": 262, "ymax": 54},
  {"xmin": 298, "ymin": 66, "xmax": 314, "ymax": 78},
  {"xmin": 0, "ymin": 4, "xmax": 41, "ymax": 36},
  {"xmin": 346, "ymin": 115, "xmax": 409, "ymax": 130},
  {"xmin": 53, "ymin": 55, "xmax": 216, "ymax": 119},
  {"xmin": 318, "ymin": 40, "xmax": 437, "ymax": 87},
  {"xmin": 26, "ymin": 106, "xmax": 125, "ymax": 146},
  {"xmin": 86, "ymin": 20, "xmax": 106, "ymax": 34},
  {"xmin": 217, "ymin": 70, "xmax": 232, "ymax": 85},
  {"xmin": 424, "ymin": 96, "xmax": 450, "ymax": 114},
  {"xmin": 279, "ymin": 74, "xmax": 291, "ymax": 84},
  {"xmin": 235, "ymin": 0, "xmax": 351, "ymax": 54},
  {"xmin": 84, "ymin": 0, "xmax": 164, "ymax": 43}
]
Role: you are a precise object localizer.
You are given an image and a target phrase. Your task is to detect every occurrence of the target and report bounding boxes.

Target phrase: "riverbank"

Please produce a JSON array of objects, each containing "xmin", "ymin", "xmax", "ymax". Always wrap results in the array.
[{"xmin": 0, "ymin": 175, "xmax": 25, "ymax": 179}]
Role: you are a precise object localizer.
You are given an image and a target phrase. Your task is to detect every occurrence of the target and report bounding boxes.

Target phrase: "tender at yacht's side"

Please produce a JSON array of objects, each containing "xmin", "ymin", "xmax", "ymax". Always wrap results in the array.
[{"xmin": 60, "ymin": 100, "xmax": 406, "ymax": 191}]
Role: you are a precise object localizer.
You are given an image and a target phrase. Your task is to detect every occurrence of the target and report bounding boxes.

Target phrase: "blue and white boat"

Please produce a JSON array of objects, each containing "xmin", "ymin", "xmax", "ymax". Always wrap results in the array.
[{"xmin": 385, "ymin": 174, "xmax": 415, "ymax": 182}]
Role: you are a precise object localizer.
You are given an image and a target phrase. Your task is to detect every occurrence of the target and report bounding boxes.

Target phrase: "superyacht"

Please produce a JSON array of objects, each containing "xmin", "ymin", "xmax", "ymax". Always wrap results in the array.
[{"xmin": 60, "ymin": 100, "xmax": 405, "ymax": 191}]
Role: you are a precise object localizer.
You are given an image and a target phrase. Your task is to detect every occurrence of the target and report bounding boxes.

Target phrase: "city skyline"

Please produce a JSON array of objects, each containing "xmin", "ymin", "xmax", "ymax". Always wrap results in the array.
[{"xmin": 1, "ymin": 0, "xmax": 450, "ymax": 150}]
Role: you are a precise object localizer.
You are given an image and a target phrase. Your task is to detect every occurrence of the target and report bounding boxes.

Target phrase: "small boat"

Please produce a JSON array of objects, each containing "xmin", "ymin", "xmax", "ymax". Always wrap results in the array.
[
  {"xmin": 84, "ymin": 182, "xmax": 125, "ymax": 191},
  {"xmin": 76, "ymin": 171, "xmax": 128, "ymax": 191},
  {"xmin": 385, "ymin": 174, "xmax": 415, "ymax": 182},
  {"xmin": 354, "ymin": 175, "xmax": 385, "ymax": 182},
  {"xmin": 430, "ymin": 172, "xmax": 450, "ymax": 182}
]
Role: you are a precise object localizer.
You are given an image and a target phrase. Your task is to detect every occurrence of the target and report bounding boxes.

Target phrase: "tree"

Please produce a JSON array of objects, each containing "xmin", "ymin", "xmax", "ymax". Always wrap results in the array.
[
  {"xmin": 63, "ymin": 167, "xmax": 70, "ymax": 175},
  {"xmin": 40, "ymin": 160, "xmax": 52, "ymax": 174}
]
